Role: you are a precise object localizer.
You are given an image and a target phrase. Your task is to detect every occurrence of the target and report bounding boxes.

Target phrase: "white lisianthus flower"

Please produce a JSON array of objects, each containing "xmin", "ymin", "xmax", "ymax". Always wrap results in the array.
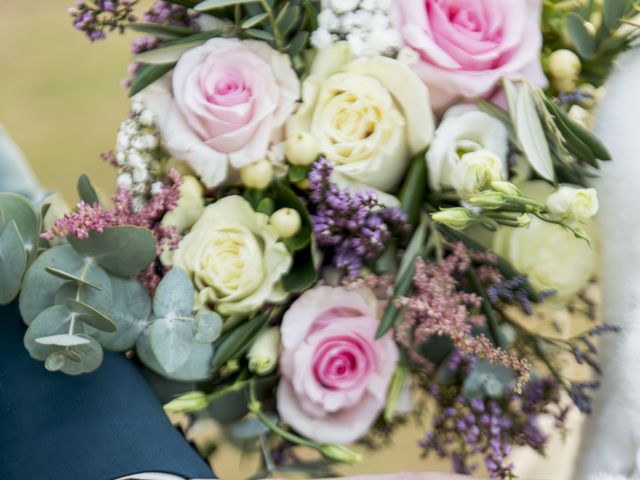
[
  {"xmin": 427, "ymin": 106, "xmax": 508, "ymax": 191},
  {"xmin": 493, "ymin": 181, "xmax": 598, "ymax": 304},
  {"xmin": 546, "ymin": 186, "xmax": 599, "ymax": 222},
  {"xmin": 247, "ymin": 327, "xmax": 281, "ymax": 375},
  {"xmin": 172, "ymin": 196, "xmax": 293, "ymax": 316},
  {"xmin": 451, "ymin": 150, "xmax": 504, "ymax": 198},
  {"xmin": 287, "ymin": 42, "xmax": 434, "ymax": 193},
  {"xmin": 161, "ymin": 176, "xmax": 205, "ymax": 234}
]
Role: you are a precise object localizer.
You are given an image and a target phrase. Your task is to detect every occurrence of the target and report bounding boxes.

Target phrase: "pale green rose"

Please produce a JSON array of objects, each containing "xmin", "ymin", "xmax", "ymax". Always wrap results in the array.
[
  {"xmin": 493, "ymin": 181, "xmax": 598, "ymax": 305},
  {"xmin": 287, "ymin": 42, "xmax": 434, "ymax": 195},
  {"xmin": 172, "ymin": 196, "xmax": 292, "ymax": 316},
  {"xmin": 451, "ymin": 149, "xmax": 504, "ymax": 198}
]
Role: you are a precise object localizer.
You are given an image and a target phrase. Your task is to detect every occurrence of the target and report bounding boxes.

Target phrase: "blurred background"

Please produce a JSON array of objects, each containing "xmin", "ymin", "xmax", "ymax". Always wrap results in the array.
[{"xmin": 1, "ymin": 1, "xmax": 584, "ymax": 478}]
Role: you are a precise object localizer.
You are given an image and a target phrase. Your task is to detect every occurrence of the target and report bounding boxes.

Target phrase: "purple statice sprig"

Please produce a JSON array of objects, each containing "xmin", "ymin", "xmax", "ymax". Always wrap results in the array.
[
  {"xmin": 488, "ymin": 276, "xmax": 555, "ymax": 315},
  {"xmin": 422, "ymin": 378, "xmax": 566, "ymax": 479},
  {"xmin": 308, "ymin": 158, "xmax": 408, "ymax": 278},
  {"xmin": 69, "ymin": 0, "xmax": 138, "ymax": 41}
]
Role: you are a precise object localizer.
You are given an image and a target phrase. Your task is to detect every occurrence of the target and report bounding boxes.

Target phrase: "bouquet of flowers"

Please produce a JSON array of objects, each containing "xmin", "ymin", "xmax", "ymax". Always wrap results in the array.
[{"xmin": 2, "ymin": 0, "xmax": 638, "ymax": 477}]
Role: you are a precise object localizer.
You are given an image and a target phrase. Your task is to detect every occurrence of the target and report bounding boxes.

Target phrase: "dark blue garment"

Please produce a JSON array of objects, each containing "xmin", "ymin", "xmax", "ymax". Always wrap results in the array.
[{"xmin": 0, "ymin": 302, "xmax": 215, "ymax": 480}]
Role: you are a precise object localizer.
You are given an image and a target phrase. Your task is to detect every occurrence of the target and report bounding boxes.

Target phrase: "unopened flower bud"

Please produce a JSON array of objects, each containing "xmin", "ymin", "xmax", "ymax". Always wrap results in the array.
[
  {"xmin": 247, "ymin": 327, "xmax": 281, "ymax": 375},
  {"xmin": 319, "ymin": 443, "xmax": 362, "ymax": 464},
  {"xmin": 285, "ymin": 133, "xmax": 320, "ymax": 166},
  {"xmin": 516, "ymin": 213, "xmax": 532, "ymax": 228},
  {"xmin": 469, "ymin": 191, "xmax": 506, "ymax": 208},
  {"xmin": 491, "ymin": 181, "xmax": 522, "ymax": 197},
  {"xmin": 163, "ymin": 391, "xmax": 208, "ymax": 413},
  {"xmin": 161, "ymin": 176, "xmax": 205, "ymax": 234},
  {"xmin": 240, "ymin": 160, "xmax": 274, "ymax": 190},
  {"xmin": 549, "ymin": 49, "xmax": 581, "ymax": 81},
  {"xmin": 451, "ymin": 150, "xmax": 504, "ymax": 197},
  {"xmin": 431, "ymin": 208, "xmax": 472, "ymax": 229},
  {"xmin": 546, "ymin": 186, "xmax": 599, "ymax": 222},
  {"xmin": 269, "ymin": 208, "xmax": 302, "ymax": 239}
]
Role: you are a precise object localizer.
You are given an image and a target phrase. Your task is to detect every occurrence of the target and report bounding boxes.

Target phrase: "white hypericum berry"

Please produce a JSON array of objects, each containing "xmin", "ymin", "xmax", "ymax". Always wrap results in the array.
[
  {"xmin": 133, "ymin": 168, "xmax": 149, "ymax": 183},
  {"xmin": 549, "ymin": 49, "xmax": 581, "ymax": 81},
  {"xmin": 240, "ymin": 160, "xmax": 274, "ymax": 190},
  {"xmin": 150, "ymin": 181, "xmax": 164, "ymax": 195},
  {"xmin": 330, "ymin": 0, "xmax": 360, "ymax": 14},
  {"xmin": 318, "ymin": 9, "xmax": 340, "ymax": 30},
  {"xmin": 117, "ymin": 173, "xmax": 133, "ymax": 188},
  {"xmin": 139, "ymin": 109, "xmax": 155, "ymax": 127},
  {"xmin": 142, "ymin": 134, "xmax": 158, "ymax": 150},
  {"xmin": 131, "ymin": 100, "xmax": 145, "ymax": 115},
  {"xmin": 311, "ymin": 28, "xmax": 337, "ymax": 48},
  {"xmin": 285, "ymin": 133, "xmax": 320, "ymax": 166},
  {"xmin": 270, "ymin": 208, "xmax": 302, "ymax": 239}
]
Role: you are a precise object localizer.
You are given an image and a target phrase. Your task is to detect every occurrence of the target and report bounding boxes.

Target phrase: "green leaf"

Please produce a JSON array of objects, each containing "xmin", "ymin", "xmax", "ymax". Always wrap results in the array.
[
  {"xmin": 193, "ymin": 311, "xmax": 223, "ymax": 344},
  {"xmin": 256, "ymin": 198, "xmax": 275, "ymax": 216},
  {"xmin": 66, "ymin": 298, "xmax": 117, "ymax": 332},
  {"xmin": 288, "ymin": 165, "xmax": 309, "ymax": 183},
  {"xmin": 375, "ymin": 258, "xmax": 414, "ymax": 339},
  {"xmin": 0, "ymin": 221, "xmax": 27, "ymax": 304},
  {"xmin": 35, "ymin": 334, "xmax": 90, "ymax": 347},
  {"xmin": 212, "ymin": 312, "xmax": 269, "ymax": 372},
  {"xmin": 52, "ymin": 265, "xmax": 113, "ymax": 316},
  {"xmin": 276, "ymin": 3, "xmax": 299, "ymax": 37},
  {"xmin": 281, "ymin": 243, "xmax": 318, "ymax": 292},
  {"xmin": 57, "ymin": 335, "xmax": 104, "ymax": 375},
  {"xmin": 566, "ymin": 12, "xmax": 597, "ymax": 59},
  {"xmin": 45, "ymin": 267, "xmax": 101, "ymax": 290},
  {"xmin": 515, "ymin": 86, "xmax": 555, "ymax": 182},
  {"xmin": 604, "ymin": 0, "xmax": 631, "ymax": 31},
  {"xmin": 68, "ymin": 226, "xmax": 157, "ymax": 277},
  {"xmin": 134, "ymin": 29, "xmax": 223, "ymax": 64},
  {"xmin": 396, "ymin": 217, "xmax": 427, "ymax": 283},
  {"xmin": 45, "ymin": 351, "xmax": 66, "ymax": 372},
  {"xmin": 398, "ymin": 154, "xmax": 427, "ymax": 227},
  {"xmin": 23, "ymin": 304, "xmax": 75, "ymax": 361},
  {"xmin": 129, "ymin": 62, "xmax": 176, "ymax": 97},
  {"xmin": 77, "ymin": 174, "xmax": 100, "ymax": 205},
  {"xmin": 154, "ymin": 267, "xmax": 195, "ymax": 318},
  {"xmin": 285, "ymin": 31, "xmax": 309, "ymax": 57},
  {"xmin": 195, "ymin": 0, "xmax": 260, "ymax": 11},
  {"xmin": 19, "ymin": 245, "xmax": 85, "ymax": 324},
  {"xmin": 128, "ymin": 22, "xmax": 198, "ymax": 39},
  {"xmin": 0, "ymin": 192, "xmax": 38, "ymax": 250},
  {"xmin": 150, "ymin": 316, "xmax": 194, "ymax": 373},
  {"xmin": 242, "ymin": 12, "xmax": 269, "ymax": 29},
  {"xmin": 245, "ymin": 28, "xmax": 276, "ymax": 42}
]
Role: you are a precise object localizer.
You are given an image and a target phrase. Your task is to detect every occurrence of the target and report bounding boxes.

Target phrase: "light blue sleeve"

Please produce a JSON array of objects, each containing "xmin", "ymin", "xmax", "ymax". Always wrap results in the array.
[{"xmin": 0, "ymin": 124, "xmax": 46, "ymax": 201}]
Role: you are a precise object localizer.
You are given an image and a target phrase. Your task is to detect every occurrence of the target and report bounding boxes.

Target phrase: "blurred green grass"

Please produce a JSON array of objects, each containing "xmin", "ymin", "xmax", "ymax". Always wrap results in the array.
[{"xmin": 0, "ymin": 0, "xmax": 139, "ymax": 199}]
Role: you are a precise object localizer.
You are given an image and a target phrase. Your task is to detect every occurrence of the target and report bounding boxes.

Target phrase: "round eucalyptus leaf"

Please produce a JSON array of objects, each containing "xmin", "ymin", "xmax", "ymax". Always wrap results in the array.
[
  {"xmin": 54, "ymin": 276, "xmax": 113, "ymax": 318},
  {"xmin": 19, "ymin": 245, "xmax": 85, "ymax": 324},
  {"xmin": 153, "ymin": 267, "xmax": 195, "ymax": 319},
  {"xmin": 23, "ymin": 304, "xmax": 75, "ymax": 361},
  {"xmin": 193, "ymin": 311, "xmax": 223, "ymax": 344},
  {"xmin": 45, "ymin": 351, "xmax": 66, "ymax": 372},
  {"xmin": 66, "ymin": 298, "xmax": 117, "ymax": 333},
  {"xmin": 136, "ymin": 328, "xmax": 214, "ymax": 382},
  {"xmin": 67, "ymin": 226, "xmax": 157, "ymax": 277},
  {"xmin": 149, "ymin": 316, "xmax": 194, "ymax": 373},
  {"xmin": 35, "ymin": 334, "xmax": 91, "ymax": 347},
  {"xmin": 58, "ymin": 334, "xmax": 104, "ymax": 375},
  {"xmin": 228, "ymin": 413, "xmax": 278, "ymax": 440},
  {"xmin": 86, "ymin": 277, "xmax": 150, "ymax": 352},
  {"xmin": 0, "ymin": 192, "xmax": 38, "ymax": 249},
  {"xmin": 0, "ymin": 221, "xmax": 27, "ymax": 304},
  {"xmin": 64, "ymin": 349, "xmax": 82, "ymax": 362},
  {"xmin": 45, "ymin": 267, "xmax": 101, "ymax": 290}
]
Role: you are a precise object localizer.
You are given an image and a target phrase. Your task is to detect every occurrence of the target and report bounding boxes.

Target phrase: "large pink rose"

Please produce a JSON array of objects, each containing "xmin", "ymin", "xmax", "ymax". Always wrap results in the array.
[
  {"xmin": 394, "ymin": 0, "xmax": 547, "ymax": 112},
  {"xmin": 140, "ymin": 38, "xmax": 299, "ymax": 187},
  {"xmin": 277, "ymin": 286, "xmax": 399, "ymax": 445}
]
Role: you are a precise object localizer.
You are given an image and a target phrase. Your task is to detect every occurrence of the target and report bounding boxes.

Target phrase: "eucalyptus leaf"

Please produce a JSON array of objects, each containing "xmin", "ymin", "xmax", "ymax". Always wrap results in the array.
[
  {"xmin": 57, "ymin": 335, "xmax": 104, "ymax": 375},
  {"xmin": 0, "ymin": 221, "xmax": 27, "ymax": 304},
  {"xmin": 67, "ymin": 226, "xmax": 157, "ymax": 277},
  {"xmin": 35, "ymin": 334, "xmax": 90, "ymax": 347},
  {"xmin": 193, "ymin": 310, "xmax": 223, "ymax": 344},
  {"xmin": 45, "ymin": 351, "xmax": 66, "ymax": 372},
  {"xmin": 137, "ymin": 328, "xmax": 215, "ymax": 382},
  {"xmin": 153, "ymin": 267, "xmax": 195, "ymax": 318},
  {"xmin": 45, "ymin": 267, "xmax": 101, "ymax": 289},
  {"xmin": 0, "ymin": 192, "xmax": 38, "ymax": 249},
  {"xmin": 20, "ymin": 245, "xmax": 85, "ymax": 324},
  {"xmin": 129, "ymin": 63, "xmax": 175, "ymax": 97},
  {"xmin": 23, "ymin": 304, "xmax": 75, "ymax": 361},
  {"xmin": 66, "ymin": 298, "xmax": 117, "ymax": 332},
  {"xmin": 77, "ymin": 174, "xmax": 100, "ymax": 205},
  {"xmin": 53, "ymin": 264, "xmax": 113, "ymax": 316},
  {"xmin": 515, "ymin": 86, "xmax": 555, "ymax": 182},
  {"xmin": 150, "ymin": 316, "xmax": 194, "ymax": 373}
]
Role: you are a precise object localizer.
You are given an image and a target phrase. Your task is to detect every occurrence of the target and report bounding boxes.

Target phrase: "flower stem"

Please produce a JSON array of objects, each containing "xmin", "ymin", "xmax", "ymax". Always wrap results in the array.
[{"xmin": 259, "ymin": 0, "xmax": 283, "ymax": 51}]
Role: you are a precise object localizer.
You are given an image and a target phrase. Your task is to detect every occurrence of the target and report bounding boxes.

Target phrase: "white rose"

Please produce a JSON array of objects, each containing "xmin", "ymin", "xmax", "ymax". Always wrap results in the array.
[
  {"xmin": 493, "ymin": 181, "xmax": 598, "ymax": 304},
  {"xmin": 161, "ymin": 176, "xmax": 205, "ymax": 234},
  {"xmin": 546, "ymin": 185, "xmax": 599, "ymax": 222},
  {"xmin": 172, "ymin": 196, "xmax": 293, "ymax": 316},
  {"xmin": 451, "ymin": 150, "xmax": 504, "ymax": 198},
  {"xmin": 287, "ymin": 42, "xmax": 434, "ymax": 193},
  {"xmin": 427, "ymin": 105, "xmax": 508, "ymax": 191}
]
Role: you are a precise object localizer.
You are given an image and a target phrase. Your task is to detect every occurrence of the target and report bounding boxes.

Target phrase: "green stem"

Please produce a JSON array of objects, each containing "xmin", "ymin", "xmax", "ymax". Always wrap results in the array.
[
  {"xmin": 206, "ymin": 371, "xmax": 252, "ymax": 403},
  {"xmin": 259, "ymin": 0, "xmax": 283, "ymax": 51}
]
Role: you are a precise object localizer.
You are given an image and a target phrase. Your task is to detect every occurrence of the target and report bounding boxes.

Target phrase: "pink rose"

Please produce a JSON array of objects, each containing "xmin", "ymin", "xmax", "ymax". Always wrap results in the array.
[
  {"xmin": 394, "ymin": 0, "xmax": 547, "ymax": 112},
  {"xmin": 277, "ymin": 286, "xmax": 399, "ymax": 445},
  {"xmin": 140, "ymin": 38, "xmax": 300, "ymax": 187}
]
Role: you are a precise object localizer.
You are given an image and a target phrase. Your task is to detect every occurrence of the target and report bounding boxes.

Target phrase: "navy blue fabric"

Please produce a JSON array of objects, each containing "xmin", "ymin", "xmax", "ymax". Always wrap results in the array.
[{"xmin": 0, "ymin": 302, "xmax": 215, "ymax": 480}]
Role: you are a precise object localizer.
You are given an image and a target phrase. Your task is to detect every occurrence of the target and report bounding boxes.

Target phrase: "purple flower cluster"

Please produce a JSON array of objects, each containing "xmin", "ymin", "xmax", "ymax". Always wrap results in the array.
[
  {"xmin": 143, "ymin": 1, "xmax": 199, "ymax": 27},
  {"xmin": 308, "ymin": 158, "xmax": 408, "ymax": 277},
  {"xmin": 488, "ymin": 276, "xmax": 555, "ymax": 315},
  {"xmin": 69, "ymin": 0, "xmax": 137, "ymax": 41},
  {"xmin": 422, "ymin": 378, "xmax": 565, "ymax": 479}
]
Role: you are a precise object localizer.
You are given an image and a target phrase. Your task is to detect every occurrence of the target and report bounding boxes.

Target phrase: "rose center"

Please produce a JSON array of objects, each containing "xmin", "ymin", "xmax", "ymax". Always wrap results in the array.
[
  {"xmin": 206, "ymin": 73, "xmax": 252, "ymax": 107},
  {"xmin": 312, "ymin": 336, "xmax": 373, "ymax": 391}
]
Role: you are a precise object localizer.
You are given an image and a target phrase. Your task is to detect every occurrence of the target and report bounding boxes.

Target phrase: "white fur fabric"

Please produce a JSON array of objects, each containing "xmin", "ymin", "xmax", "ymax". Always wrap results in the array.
[{"xmin": 574, "ymin": 49, "xmax": 640, "ymax": 480}]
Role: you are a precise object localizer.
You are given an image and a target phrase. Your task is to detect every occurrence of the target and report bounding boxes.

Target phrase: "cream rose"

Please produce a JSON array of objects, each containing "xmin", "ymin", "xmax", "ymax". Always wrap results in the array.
[
  {"xmin": 493, "ymin": 181, "xmax": 598, "ymax": 304},
  {"xmin": 172, "ymin": 196, "xmax": 292, "ymax": 315},
  {"xmin": 427, "ymin": 106, "xmax": 508, "ymax": 192},
  {"xmin": 287, "ymin": 43, "xmax": 434, "ymax": 193}
]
